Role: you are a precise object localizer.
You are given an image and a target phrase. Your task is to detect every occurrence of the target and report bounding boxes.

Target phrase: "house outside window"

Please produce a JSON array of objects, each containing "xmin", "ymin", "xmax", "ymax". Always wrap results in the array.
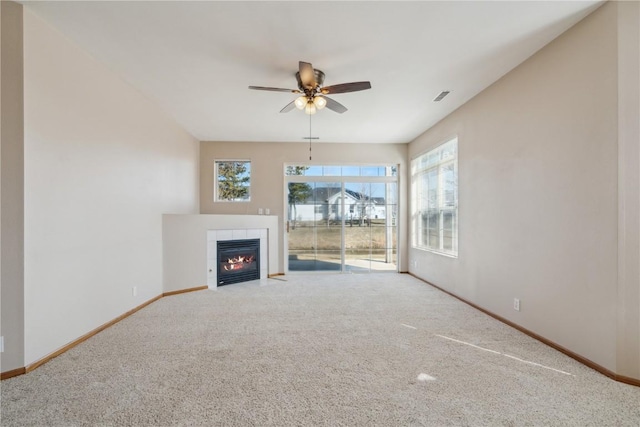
[
  {"xmin": 215, "ymin": 160, "xmax": 251, "ymax": 202},
  {"xmin": 412, "ymin": 138, "xmax": 458, "ymax": 256}
]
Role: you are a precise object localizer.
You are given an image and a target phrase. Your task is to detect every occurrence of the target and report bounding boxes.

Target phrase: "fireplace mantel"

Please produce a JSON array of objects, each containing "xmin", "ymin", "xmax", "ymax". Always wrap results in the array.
[{"xmin": 162, "ymin": 214, "xmax": 279, "ymax": 293}]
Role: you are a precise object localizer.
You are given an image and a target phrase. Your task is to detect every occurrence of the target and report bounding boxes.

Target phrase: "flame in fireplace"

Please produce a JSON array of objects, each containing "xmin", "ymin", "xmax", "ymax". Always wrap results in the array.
[{"xmin": 223, "ymin": 255, "xmax": 255, "ymax": 271}]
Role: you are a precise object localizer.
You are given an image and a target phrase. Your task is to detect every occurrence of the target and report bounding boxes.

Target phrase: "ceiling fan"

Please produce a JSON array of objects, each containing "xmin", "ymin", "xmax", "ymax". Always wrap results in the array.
[{"xmin": 249, "ymin": 61, "xmax": 371, "ymax": 114}]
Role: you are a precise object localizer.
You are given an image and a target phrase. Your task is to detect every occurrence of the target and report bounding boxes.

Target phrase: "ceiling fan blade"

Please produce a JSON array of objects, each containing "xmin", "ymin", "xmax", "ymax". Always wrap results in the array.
[
  {"xmin": 299, "ymin": 61, "xmax": 317, "ymax": 89},
  {"xmin": 321, "ymin": 81, "xmax": 372, "ymax": 95},
  {"xmin": 323, "ymin": 96, "xmax": 348, "ymax": 114},
  {"xmin": 249, "ymin": 85, "xmax": 301, "ymax": 93},
  {"xmin": 279, "ymin": 100, "xmax": 296, "ymax": 113}
]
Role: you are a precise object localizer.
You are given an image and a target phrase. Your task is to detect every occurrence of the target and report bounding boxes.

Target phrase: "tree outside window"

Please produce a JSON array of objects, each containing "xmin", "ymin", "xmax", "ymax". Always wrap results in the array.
[
  {"xmin": 216, "ymin": 161, "xmax": 251, "ymax": 202},
  {"xmin": 286, "ymin": 166, "xmax": 311, "ymax": 229}
]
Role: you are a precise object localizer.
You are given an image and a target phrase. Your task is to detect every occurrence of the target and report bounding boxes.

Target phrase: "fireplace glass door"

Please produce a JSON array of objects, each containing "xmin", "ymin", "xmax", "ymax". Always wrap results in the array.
[{"xmin": 217, "ymin": 239, "xmax": 260, "ymax": 285}]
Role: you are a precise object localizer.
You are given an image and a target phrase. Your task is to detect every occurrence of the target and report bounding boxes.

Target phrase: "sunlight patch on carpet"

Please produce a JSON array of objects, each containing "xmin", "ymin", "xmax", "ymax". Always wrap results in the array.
[
  {"xmin": 436, "ymin": 334, "xmax": 574, "ymax": 376},
  {"xmin": 417, "ymin": 373, "xmax": 436, "ymax": 382},
  {"xmin": 503, "ymin": 353, "xmax": 574, "ymax": 376}
]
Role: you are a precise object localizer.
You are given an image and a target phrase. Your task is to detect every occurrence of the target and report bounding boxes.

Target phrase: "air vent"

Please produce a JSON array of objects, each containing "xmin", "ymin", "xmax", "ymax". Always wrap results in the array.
[{"xmin": 433, "ymin": 91, "xmax": 450, "ymax": 102}]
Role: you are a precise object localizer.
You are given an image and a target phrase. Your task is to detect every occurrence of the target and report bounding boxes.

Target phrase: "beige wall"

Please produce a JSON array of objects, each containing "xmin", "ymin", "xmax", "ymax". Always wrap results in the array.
[
  {"xmin": 408, "ymin": 1, "xmax": 638, "ymax": 379},
  {"xmin": 616, "ymin": 0, "xmax": 640, "ymax": 380},
  {"xmin": 22, "ymin": 10, "xmax": 199, "ymax": 365},
  {"xmin": 1, "ymin": 1, "xmax": 25, "ymax": 373},
  {"xmin": 200, "ymin": 141, "xmax": 408, "ymax": 273}
]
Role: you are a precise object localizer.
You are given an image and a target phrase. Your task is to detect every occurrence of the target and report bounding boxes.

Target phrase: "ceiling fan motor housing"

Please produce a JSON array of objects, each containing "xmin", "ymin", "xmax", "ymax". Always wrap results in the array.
[{"xmin": 296, "ymin": 69, "xmax": 325, "ymax": 93}]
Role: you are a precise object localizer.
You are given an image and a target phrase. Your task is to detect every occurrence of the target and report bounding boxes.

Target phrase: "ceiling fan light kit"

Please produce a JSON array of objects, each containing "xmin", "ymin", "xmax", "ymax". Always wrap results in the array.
[
  {"xmin": 293, "ymin": 94, "xmax": 327, "ymax": 115},
  {"xmin": 313, "ymin": 96, "xmax": 327, "ymax": 109},
  {"xmin": 249, "ymin": 61, "xmax": 371, "ymax": 115},
  {"xmin": 304, "ymin": 102, "xmax": 317, "ymax": 115},
  {"xmin": 294, "ymin": 96, "xmax": 307, "ymax": 109}
]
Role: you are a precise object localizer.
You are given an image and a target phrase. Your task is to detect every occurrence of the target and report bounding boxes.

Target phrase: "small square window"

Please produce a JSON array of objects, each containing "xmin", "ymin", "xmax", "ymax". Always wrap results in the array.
[{"xmin": 215, "ymin": 160, "xmax": 250, "ymax": 202}]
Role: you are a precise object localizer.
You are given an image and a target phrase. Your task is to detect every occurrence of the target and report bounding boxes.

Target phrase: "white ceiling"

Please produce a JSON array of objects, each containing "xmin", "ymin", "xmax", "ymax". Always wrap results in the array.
[{"xmin": 23, "ymin": 1, "xmax": 603, "ymax": 144}]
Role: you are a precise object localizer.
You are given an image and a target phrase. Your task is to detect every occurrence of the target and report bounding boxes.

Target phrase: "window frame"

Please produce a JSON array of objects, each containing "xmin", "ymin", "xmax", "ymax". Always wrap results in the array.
[
  {"xmin": 411, "ymin": 137, "xmax": 458, "ymax": 257},
  {"xmin": 214, "ymin": 159, "xmax": 251, "ymax": 202}
]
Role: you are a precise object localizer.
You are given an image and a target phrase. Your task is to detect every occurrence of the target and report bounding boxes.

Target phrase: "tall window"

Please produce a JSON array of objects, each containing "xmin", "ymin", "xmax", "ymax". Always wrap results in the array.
[
  {"xmin": 215, "ymin": 160, "xmax": 251, "ymax": 202},
  {"xmin": 412, "ymin": 138, "xmax": 458, "ymax": 256}
]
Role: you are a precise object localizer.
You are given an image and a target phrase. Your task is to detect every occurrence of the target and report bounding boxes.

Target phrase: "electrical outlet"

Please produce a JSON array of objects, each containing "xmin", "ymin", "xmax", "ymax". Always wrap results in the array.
[
  {"xmin": 0, "ymin": 336, "xmax": 4, "ymax": 353},
  {"xmin": 514, "ymin": 298, "xmax": 520, "ymax": 311},
  {"xmin": 265, "ymin": 208, "xmax": 270, "ymax": 215},
  {"xmin": 132, "ymin": 286, "xmax": 138, "ymax": 297},
  {"xmin": 258, "ymin": 208, "xmax": 263, "ymax": 215}
]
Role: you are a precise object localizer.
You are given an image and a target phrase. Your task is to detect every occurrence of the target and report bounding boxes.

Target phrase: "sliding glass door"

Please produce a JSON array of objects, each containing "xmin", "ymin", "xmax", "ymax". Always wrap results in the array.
[
  {"xmin": 344, "ymin": 182, "xmax": 397, "ymax": 272},
  {"xmin": 288, "ymin": 181, "xmax": 342, "ymax": 271},
  {"xmin": 286, "ymin": 165, "xmax": 397, "ymax": 273}
]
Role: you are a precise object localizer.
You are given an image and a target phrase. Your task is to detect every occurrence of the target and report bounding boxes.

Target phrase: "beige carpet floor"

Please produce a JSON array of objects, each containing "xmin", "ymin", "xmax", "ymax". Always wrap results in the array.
[{"xmin": 1, "ymin": 273, "xmax": 639, "ymax": 426}]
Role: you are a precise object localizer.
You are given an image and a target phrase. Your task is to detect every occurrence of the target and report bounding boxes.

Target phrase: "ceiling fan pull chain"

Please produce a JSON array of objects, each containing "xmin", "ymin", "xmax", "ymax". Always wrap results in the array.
[{"xmin": 309, "ymin": 113, "xmax": 312, "ymax": 161}]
